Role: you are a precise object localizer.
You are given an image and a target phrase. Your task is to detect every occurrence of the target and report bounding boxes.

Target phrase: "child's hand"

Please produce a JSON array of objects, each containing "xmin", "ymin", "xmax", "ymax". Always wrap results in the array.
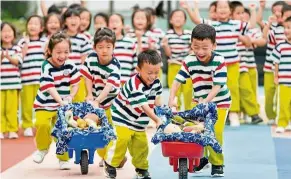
[
  {"xmin": 179, "ymin": 0, "xmax": 189, "ymax": 9},
  {"xmin": 23, "ymin": 32, "xmax": 30, "ymax": 44},
  {"xmin": 63, "ymin": 95, "xmax": 73, "ymax": 104},
  {"xmin": 86, "ymin": 95, "xmax": 94, "ymax": 102},
  {"xmin": 198, "ymin": 97, "xmax": 206, "ymax": 104},
  {"xmin": 124, "ymin": 25, "xmax": 131, "ymax": 34},
  {"xmin": 168, "ymin": 98, "xmax": 178, "ymax": 109},
  {"xmin": 268, "ymin": 15, "xmax": 277, "ymax": 24},
  {"xmin": 148, "ymin": 37, "xmax": 156, "ymax": 50},
  {"xmin": 135, "ymin": 30, "xmax": 143, "ymax": 39},
  {"xmin": 248, "ymin": 3, "xmax": 257, "ymax": 11},
  {"xmin": 92, "ymin": 100, "xmax": 100, "ymax": 108},
  {"xmin": 274, "ymin": 76, "xmax": 279, "ymax": 85},
  {"xmin": 259, "ymin": 0, "xmax": 266, "ymax": 8},
  {"xmin": 161, "ymin": 37, "xmax": 168, "ymax": 47},
  {"xmin": 60, "ymin": 100, "xmax": 69, "ymax": 106},
  {"xmin": 156, "ymin": 118, "xmax": 163, "ymax": 129}
]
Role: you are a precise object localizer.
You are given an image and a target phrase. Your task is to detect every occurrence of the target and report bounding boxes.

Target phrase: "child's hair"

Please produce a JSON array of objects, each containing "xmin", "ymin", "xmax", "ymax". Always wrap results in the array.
[
  {"xmin": 144, "ymin": 1, "xmax": 165, "ymax": 18},
  {"xmin": 131, "ymin": 9, "xmax": 151, "ymax": 31},
  {"xmin": 44, "ymin": 13, "xmax": 62, "ymax": 35},
  {"xmin": 168, "ymin": 9, "xmax": 187, "ymax": 29},
  {"xmin": 26, "ymin": 15, "xmax": 44, "ymax": 37},
  {"xmin": 79, "ymin": 7, "xmax": 92, "ymax": 31},
  {"xmin": 62, "ymin": 8, "xmax": 80, "ymax": 29},
  {"xmin": 191, "ymin": 24, "xmax": 216, "ymax": 44},
  {"xmin": 285, "ymin": 16, "xmax": 291, "ymax": 22},
  {"xmin": 110, "ymin": 13, "xmax": 125, "ymax": 35},
  {"xmin": 137, "ymin": 49, "xmax": 162, "ymax": 68},
  {"xmin": 272, "ymin": 1, "xmax": 286, "ymax": 12},
  {"xmin": 282, "ymin": 4, "xmax": 291, "ymax": 16},
  {"xmin": 68, "ymin": 3, "xmax": 82, "ymax": 10},
  {"xmin": 244, "ymin": 8, "xmax": 250, "ymax": 17},
  {"xmin": 230, "ymin": 1, "xmax": 243, "ymax": 13},
  {"xmin": 94, "ymin": 12, "xmax": 109, "ymax": 26},
  {"xmin": 210, "ymin": 1, "xmax": 217, "ymax": 8},
  {"xmin": 48, "ymin": 4, "xmax": 62, "ymax": 15},
  {"xmin": 46, "ymin": 32, "xmax": 71, "ymax": 59},
  {"xmin": 93, "ymin": 27, "xmax": 116, "ymax": 46},
  {"xmin": 1, "ymin": 22, "xmax": 17, "ymax": 45}
]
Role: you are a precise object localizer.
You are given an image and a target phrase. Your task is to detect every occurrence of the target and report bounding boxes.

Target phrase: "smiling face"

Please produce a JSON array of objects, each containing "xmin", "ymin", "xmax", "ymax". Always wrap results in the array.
[
  {"xmin": 49, "ymin": 40, "xmax": 70, "ymax": 67},
  {"xmin": 27, "ymin": 17, "xmax": 43, "ymax": 38},
  {"xmin": 65, "ymin": 15, "xmax": 80, "ymax": 33},
  {"xmin": 170, "ymin": 10, "xmax": 186, "ymax": 28},
  {"xmin": 284, "ymin": 21, "xmax": 291, "ymax": 40},
  {"xmin": 94, "ymin": 40, "xmax": 114, "ymax": 64},
  {"xmin": 109, "ymin": 14, "xmax": 123, "ymax": 36},
  {"xmin": 209, "ymin": 5, "xmax": 217, "ymax": 20},
  {"xmin": 46, "ymin": 15, "xmax": 61, "ymax": 35},
  {"xmin": 272, "ymin": 5, "xmax": 283, "ymax": 23},
  {"xmin": 1, "ymin": 24, "xmax": 15, "ymax": 45},
  {"xmin": 191, "ymin": 38, "xmax": 216, "ymax": 63},
  {"xmin": 137, "ymin": 62, "xmax": 161, "ymax": 86},
  {"xmin": 94, "ymin": 16, "xmax": 107, "ymax": 31},
  {"xmin": 216, "ymin": 0, "xmax": 231, "ymax": 21},
  {"xmin": 133, "ymin": 11, "xmax": 148, "ymax": 31},
  {"xmin": 232, "ymin": 5, "xmax": 244, "ymax": 21},
  {"xmin": 80, "ymin": 11, "xmax": 91, "ymax": 32}
]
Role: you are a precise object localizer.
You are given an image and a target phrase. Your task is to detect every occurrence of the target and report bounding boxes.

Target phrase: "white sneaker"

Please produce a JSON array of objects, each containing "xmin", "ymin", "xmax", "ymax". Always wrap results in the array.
[
  {"xmin": 23, "ymin": 127, "xmax": 34, "ymax": 137},
  {"xmin": 99, "ymin": 159, "xmax": 104, "ymax": 167},
  {"xmin": 285, "ymin": 125, "xmax": 291, "ymax": 131},
  {"xmin": 0, "ymin": 133, "xmax": 4, "ymax": 139},
  {"xmin": 229, "ymin": 112, "xmax": 240, "ymax": 127},
  {"xmin": 33, "ymin": 150, "xmax": 48, "ymax": 164},
  {"xmin": 8, "ymin": 132, "xmax": 18, "ymax": 139},
  {"xmin": 267, "ymin": 119, "xmax": 276, "ymax": 125},
  {"xmin": 59, "ymin": 160, "xmax": 70, "ymax": 170},
  {"xmin": 275, "ymin": 127, "xmax": 285, "ymax": 133}
]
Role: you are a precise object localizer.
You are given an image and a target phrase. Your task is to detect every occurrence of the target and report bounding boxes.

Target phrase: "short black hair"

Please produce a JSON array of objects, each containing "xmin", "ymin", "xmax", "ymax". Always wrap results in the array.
[
  {"xmin": 272, "ymin": 1, "xmax": 285, "ymax": 12},
  {"xmin": 137, "ymin": 49, "xmax": 162, "ymax": 68},
  {"xmin": 1, "ymin": 22, "xmax": 17, "ymax": 45},
  {"xmin": 169, "ymin": 9, "xmax": 187, "ymax": 29},
  {"xmin": 285, "ymin": 16, "xmax": 291, "ymax": 23},
  {"xmin": 68, "ymin": 3, "xmax": 82, "ymax": 10},
  {"xmin": 244, "ymin": 8, "xmax": 250, "ymax": 16},
  {"xmin": 131, "ymin": 9, "xmax": 152, "ymax": 31},
  {"xmin": 26, "ymin": 15, "xmax": 44, "ymax": 37},
  {"xmin": 191, "ymin": 24, "xmax": 216, "ymax": 44},
  {"xmin": 94, "ymin": 12, "xmax": 109, "ymax": 26},
  {"xmin": 230, "ymin": 1, "xmax": 243, "ymax": 13},
  {"xmin": 210, "ymin": 1, "xmax": 217, "ymax": 8},
  {"xmin": 93, "ymin": 27, "xmax": 116, "ymax": 46},
  {"xmin": 47, "ymin": 4, "xmax": 62, "ymax": 15},
  {"xmin": 282, "ymin": 4, "xmax": 291, "ymax": 16},
  {"xmin": 79, "ymin": 7, "xmax": 92, "ymax": 31},
  {"xmin": 62, "ymin": 8, "xmax": 80, "ymax": 29}
]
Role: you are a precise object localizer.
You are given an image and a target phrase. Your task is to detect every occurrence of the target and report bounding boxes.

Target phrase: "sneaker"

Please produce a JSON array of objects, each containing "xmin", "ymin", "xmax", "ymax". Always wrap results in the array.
[
  {"xmin": 99, "ymin": 159, "xmax": 104, "ymax": 167},
  {"xmin": 117, "ymin": 156, "xmax": 127, "ymax": 169},
  {"xmin": 267, "ymin": 119, "xmax": 276, "ymax": 125},
  {"xmin": 8, "ymin": 132, "xmax": 18, "ymax": 139},
  {"xmin": 59, "ymin": 160, "xmax": 70, "ymax": 170},
  {"xmin": 194, "ymin": 157, "xmax": 210, "ymax": 172},
  {"xmin": 0, "ymin": 133, "xmax": 4, "ymax": 139},
  {"xmin": 135, "ymin": 168, "xmax": 151, "ymax": 179},
  {"xmin": 275, "ymin": 127, "xmax": 285, "ymax": 133},
  {"xmin": 285, "ymin": 125, "xmax": 291, "ymax": 131},
  {"xmin": 229, "ymin": 112, "xmax": 240, "ymax": 127},
  {"xmin": 211, "ymin": 165, "xmax": 224, "ymax": 177},
  {"xmin": 33, "ymin": 150, "xmax": 48, "ymax": 164},
  {"xmin": 251, "ymin": 115, "xmax": 263, "ymax": 124},
  {"xmin": 104, "ymin": 161, "xmax": 116, "ymax": 178},
  {"xmin": 23, "ymin": 127, "xmax": 33, "ymax": 137}
]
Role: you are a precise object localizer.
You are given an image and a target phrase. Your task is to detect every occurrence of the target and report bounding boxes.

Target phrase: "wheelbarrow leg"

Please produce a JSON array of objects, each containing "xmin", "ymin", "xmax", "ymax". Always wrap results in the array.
[
  {"xmin": 173, "ymin": 158, "xmax": 178, "ymax": 172},
  {"xmin": 68, "ymin": 149, "xmax": 74, "ymax": 159},
  {"xmin": 74, "ymin": 149, "xmax": 82, "ymax": 164},
  {"xmin": 188, "ymin": 158, "xmax": 194, "ymax": 173},
  {"xmin": 88, "ymin": 149, "xmax": 96, "ymax": 164},
  {"xmin": 169, "ymin": 157, "xmax": 173, "ymax": 166}
]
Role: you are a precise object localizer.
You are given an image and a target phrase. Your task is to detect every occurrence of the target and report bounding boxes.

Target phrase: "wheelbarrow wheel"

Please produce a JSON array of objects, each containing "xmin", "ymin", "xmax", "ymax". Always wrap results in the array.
[
  {"xmin": 80, "ymin": 150, "xmax": 89, "ymax": 175},
  {"xmin": 179, "ymin": 158, "xmax": 188, "ymax": 179}
]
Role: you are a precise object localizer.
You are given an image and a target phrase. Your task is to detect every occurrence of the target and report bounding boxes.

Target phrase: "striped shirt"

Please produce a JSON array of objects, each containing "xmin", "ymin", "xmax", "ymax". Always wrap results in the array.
[
  {"xmin": 150, "ymin": 28, "xmax": 165, "ymax": 54},
  {"xmin": 202, "ymin": 19, "xmax": 248, "ymax": 65},
  {"xmin": 80, "ymin": 52, "xmax": 121, "ymax": 109},
  {"xmin": 264, "ymin": 23, "xmax": 285, "ymax": 72},
  {"xmin": 271, "ymin": 40, "xmax": 291, "ymax": 86},
  {"xmin": 0, "ymin": 45, "xmax": 23, "ymax": 90},
  {"xmin": 165, "ymin": 29, "xmax": 191, "ymax": 62},
  {"xmin": 68, "ymin": 33, "xmax": 93, "ymax": 70},
  {"xmin": 111, "ymin": 74, "xmax": 163, "ymax": 131},
  {"xmin": 175, "ymin": 53, "xmax": 231, "ymax": 108},
  {"xmin": 33, "ymin": 60, "xmax": 80, "ymax": 111},
  {"xmin": 18, "ymin": 37, "xmax": 47, "ymax": 85},
  {"xmin": 82, "ymin": 31, "xmax": 93, "ymax": 43},
  {"xmin": 237, "ymin": 28, "xmax": 262, "ymax": 72},
  {"xmin": 114, "ymin": 36, "xmax": 137, "ymax": 84}
]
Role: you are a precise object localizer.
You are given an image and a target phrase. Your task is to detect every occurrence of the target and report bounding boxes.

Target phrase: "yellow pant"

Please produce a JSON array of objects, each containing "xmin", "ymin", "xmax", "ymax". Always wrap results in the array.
[
  {"xmin": 277, "ymin": 85, "xmax": 291, "ymax": 128},
  {"xmin": 73, "ymin": 77, "xmax": 86, "ymax": 103},
  {"xmin": 168, "ymin": 63, "xmax": 193, "ymax": 110},
  {"xmin": 1, "ymin": 90, "xmax": 19, "ymax": 133},
  {"xmin": 105, "ymin": 125, "xmax": 149, "ymax": 170},
  {"xmin": 21, "ymin": 84, "xmax": 39, "ymax": 129},
  {"xmin": 35, "ymin": 110, "xmax": 69, "ymax": 161},
  {"xmin": 239, "ymin": 72, "xmax": 259, "ymax": 116},
  {"xmin": 96, "ymin": 108, "xmax": 113, "ymax": 159},
  {"xmin": 249, "ymin": 68, "xmax": 259, "ymax": 106},
  {"xmin": 264, "ymin": 72, "xmax": 277, "ymax": 120},
  {"xmin": 227, "ymin": 63, "xmax": 240, "ymax": 112}
]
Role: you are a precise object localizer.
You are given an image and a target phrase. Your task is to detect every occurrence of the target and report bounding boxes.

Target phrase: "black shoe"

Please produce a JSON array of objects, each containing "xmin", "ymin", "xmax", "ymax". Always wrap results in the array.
[
  {"xmin": 251, "ymin": 115, "xmax": 263, "ymax": 124},
  {"xmin": 135, "ymin": 168, "xmax": 151, "ymax": 179},
  {"xmin": 117, "ymin": 156, "xmax": 127, "ymax": 169},
  {"xmin": 211, "ymin": 165, "xmax": 224, "ymax": 177},
  {"xmin": 225, "ymin": 114, "xmax": 230, "ymax": 126},
  {"xmin": 104, "ymin": 161, "xmax": 116, "ymax": 178},
  {"xmin": 194, "ymin": 157, "xmax": 210, "ymax": 172}
]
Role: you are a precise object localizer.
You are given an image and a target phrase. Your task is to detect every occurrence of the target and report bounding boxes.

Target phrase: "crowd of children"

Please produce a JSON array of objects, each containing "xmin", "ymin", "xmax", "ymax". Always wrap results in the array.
[{"xmin": 1, "ymin": 0, "xmax": 291, "ymax": 178}]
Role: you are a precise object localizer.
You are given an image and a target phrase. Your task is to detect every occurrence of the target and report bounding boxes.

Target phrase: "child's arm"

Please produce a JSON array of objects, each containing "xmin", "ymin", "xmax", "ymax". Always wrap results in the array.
[
  {"xmin": 274, "ymin": 63, "xmax": 279, "ymax": 85},
  {"xmin": 47, "ymin": 88, "xmax": 66, "ymax": 105},
  {"xmin": 169, "ymin": 80, "xmax": 181, "ymax": 107},
  {"xmin": 180, "ymin": 0, "xmax": 201, "ymax": 25},
  {"xmin": 256, "ymin": 0, "xmax": 266, "ymax": 29},
  {"xmin": 271, "ymin": 44, "xmax": 281, "ymax": 85},
  {"xmin": 161, "ymin": 37, "xmax": 172, "ymax": 57},
  {"xmin": 84, "ymin": 77, "xmax": 94, "ymax": 101},
  {"xmin": 200, "ymin": 85, "xmax": 221, "ymax": 103},
  {"xmin": 94, "ymin": 83, "xmax": 113, "ymax": 107},
  {"xmin": 4, "ymin": 50, "xmax": 19, "ymax": 66},
  {"xmin": 141, "ymin": 104, "xmax": 163, "ymax": 127},
  {"xmin": 239, "ymin": 35, "xmax": 252, "ymax": 48},
  {"xmin": 40, "ymin": 0, "xmax": 48, "ymax": 17},
  {"xmin": 248, "ymin": 4, "xmax": 257, "ymax": 29}
]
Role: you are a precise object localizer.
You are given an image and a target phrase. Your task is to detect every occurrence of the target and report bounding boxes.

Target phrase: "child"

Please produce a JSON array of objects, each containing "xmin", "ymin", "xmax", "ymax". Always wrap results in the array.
[
  {"xmin": 44, "ymin": 13, "xmax": 62, "ymax": 38},
  {"xmin": 209, "ymin": 1, "xmax": 217, "ymax": 20},
  {"xmin": 79, "ymin": 7, "xmax": 92, "ymax": 42},
  {"xmin": 162, "ymin": 9, "xmax": 192, "ymax": 110},
  {"xmin": 272, "ymin": 16, "xmax": 291, "ymax": 133},
  {"xmin": 181, "ymin": 0, "xmax": 256, "ymax": 127},
  {"xmin": 18, "ymin": 15, "xmax": 47, "ymax": 137},
  {"xmin": 80, "ymin": 27, "xmax": 121, "ymax": 167},
  {"xmin": 231, "ymin": 1, "xmax": 264, "ymax": 124},
  {"xmin": 62, "ymin": 8, "xmax": 92, "ymax": 102},
  {"xmin": 0, "ymin": 22, "xmax": 22, "ymax": 139},
  {"xmin": 109, "ymin": 13, "xmax": 137, "ymax": 85},
  {"xmin": 94, "ymin": 12, "xmax": 108, "ymax": 31},
  {"xmin": 103, "ymin": 50, "xmax": 163, "ymax": 179},
  {"xmin": 32, "ymin": 32, "xmax": 80, "ymax": 169},
  {"xmin": 169, "ymin": 24, "xmax": 230, "ymax": 177}
]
